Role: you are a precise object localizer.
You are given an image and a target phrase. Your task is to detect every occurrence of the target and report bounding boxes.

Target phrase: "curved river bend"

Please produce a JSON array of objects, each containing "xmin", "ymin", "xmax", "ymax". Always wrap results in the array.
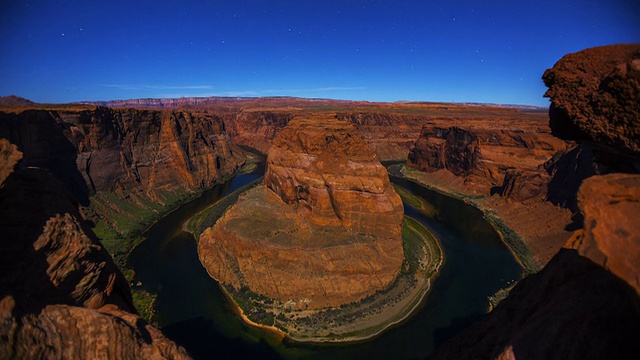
[{"xmin": 129, "ymin": 165, "xmax": 522, "ymax": 359}]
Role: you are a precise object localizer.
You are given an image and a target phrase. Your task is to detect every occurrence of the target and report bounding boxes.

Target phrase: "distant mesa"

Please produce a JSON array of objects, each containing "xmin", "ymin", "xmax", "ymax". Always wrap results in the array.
[
  {"xmin": 198, "ymin": 117, "xmax": 405, "ymax": 310},
  {"xmin": 0, "ymin": 95, "xmax": 36, "ymax": 107}
]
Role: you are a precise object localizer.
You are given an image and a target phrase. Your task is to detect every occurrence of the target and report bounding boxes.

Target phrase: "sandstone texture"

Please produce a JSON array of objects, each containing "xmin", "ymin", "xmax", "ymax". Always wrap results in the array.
[
  {"xmin": 336, "ymin": 112, "xmax": 428, "ymax": 161},
  {"xmin": 265, "ymin": 118, "xmax": 404, "ymax": 239},
  {"xmin": 430, "ymin": 44, "xmax": 640, "ymax": 359},
  {"xmin": 566, "ymin": 174, "xmax": 640, "ymax": 295},
  {"xmin": 0, "ymin": 141, "xmax": 190, "ymax": 359},
  {"xmin": 543, "ymin": 43, "xmax": 640, "ymax": 171},
  {"xmin": 0, "ymin": 108, "xmax": 242, "ymax": 202},
  {"xmin": 199, "ymin": 118, "xmax": 404, "ymax": 309},
  {"xmin": 226, "ymin": 110, "xmax": 294, "ymax": 153},
  {"xmin": 408, "ymin": 124, "xmax": 566, "ymax": 199},
  {"xmin": 0, "ymin": 139, "xmax": 21, "ymax": 185},
  {"xmin": 0, "ymin": 107, "xmax": 244, "ymax": 237}
]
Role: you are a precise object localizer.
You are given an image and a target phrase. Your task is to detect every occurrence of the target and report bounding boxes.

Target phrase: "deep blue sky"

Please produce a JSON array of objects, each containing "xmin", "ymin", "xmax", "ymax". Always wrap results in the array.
[{"xmin": 1, "ymin": 1, "xmax": 638, "ymax": 106}]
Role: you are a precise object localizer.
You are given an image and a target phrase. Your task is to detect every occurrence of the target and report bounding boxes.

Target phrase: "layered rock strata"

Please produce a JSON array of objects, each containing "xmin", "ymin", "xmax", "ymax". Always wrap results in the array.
[
  {"xmin": 264, "ymin": 118, "xmax": 404, "ymax": 239},
  {"xmin": 0, "ymin": 107, "xmax": 244, "ymax": 236},
  {"xmin": 407, "ymin": 125, "xmax": 566, "ymax": 198},
  {"xmin": 199, "ymin": 118, "xmax": 404, "ymax": 309},
  {"xmin": 0, "ymin": 139, "xmax": 190, "ymax": 359},
  {"xmin": 430, "ymin": 44, "xmax": 640, "ymax": 359}
]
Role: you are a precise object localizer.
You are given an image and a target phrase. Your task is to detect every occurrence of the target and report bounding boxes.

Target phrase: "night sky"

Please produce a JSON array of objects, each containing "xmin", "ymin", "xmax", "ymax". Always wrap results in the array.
[{"xmin": 1, "ymin": 1, "xmax": 638, "ymax": 106}]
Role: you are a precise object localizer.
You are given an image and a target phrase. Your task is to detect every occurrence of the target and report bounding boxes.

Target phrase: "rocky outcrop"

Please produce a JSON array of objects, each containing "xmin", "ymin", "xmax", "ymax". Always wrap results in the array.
[
  {"xmin": 0, "ymin": 139, "xmax": 21, "ymax": 185},
  {"xmin": 408, "ymin": 125, "xmax": 566, "ymax": 197},
  {"xmin": 428, "ymin": 248, "xmax": 640, "ymax": 359},
  {"xmin": 543, "ymin": 43, "xmax": 640, "ymax": 171},
  {"xmin": 199, "ymin": 118, "xmax": 404, "ymax": 309},
  {"xmin": 0, "ymin": 141, "xmax": 190, "ymax": 359},
  {"xmin": 430, "ymin": 44, "xmax": 640, "ymax": 360},
  {"xmin": 408, "ymin": 126, "xmax": 481, "ymax": 176},
  {"xmin": 0, "ymin": 107, "xmax": 244, "ymax": 237},
  {"xmin": 0, "ymin": 108, "xmax": 243, "ymax": 200},
  {"xmin": 566, "ymin": 174, "xmax": 640, "ymax": 295},
  {"xmin": 2, "ymin": 300, "xmax": 189, "ymax": 359},
  {"xmin": 265, "ymin": 118, "xmax": 404, "ymax": 238},
  {"xmin": 430, "ymin": 175, "xmax": 640, "ymax": 359},
  {"xmin": 225, "ymin": 110, "xmax": 295, "ymax": 153},
  {"xmin": 336, "ymin": 112, "xmax": 429, "ymax": 161}
]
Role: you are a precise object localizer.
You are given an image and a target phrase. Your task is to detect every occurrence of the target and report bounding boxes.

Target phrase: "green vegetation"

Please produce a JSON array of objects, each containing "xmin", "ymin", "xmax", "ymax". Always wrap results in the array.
[
  {"xmin": 220, "ymin": 214, "xmax": 444, "ymax": 341},
  {"xmin": 483, "ymin": 211, "xmax": 539, "ymax": 274},
  {"xmin": 132, "ymin": 289, "xmax": 158, "ymax": 325},
  {"xmin": 402, "ymin": 217, "xmax": 443, "ymax": 278},
  {"xmin": 393, "ymin": 184, "xmax": 422, "ymax": 209},
  {"xmin": 85, "ymin": 160, "xmax": 261, "ymax": 319},
  {"xmin": 487, "ymin": 283, "xmax": 517, "ymax": 311},
  {"xmin": 87, "ymin": 186, "xmax": 195, "ymax": 269}
]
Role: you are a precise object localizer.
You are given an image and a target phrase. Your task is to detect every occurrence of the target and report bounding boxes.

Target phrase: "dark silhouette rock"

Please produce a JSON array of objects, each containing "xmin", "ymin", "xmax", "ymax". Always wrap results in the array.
[
  {"xmin": 0, "ymin": 141, "xmax": 191, "ymax": 359},
  {"xmin": 428, "ymin": 248, "xmax": 640, "ymax": 360}
]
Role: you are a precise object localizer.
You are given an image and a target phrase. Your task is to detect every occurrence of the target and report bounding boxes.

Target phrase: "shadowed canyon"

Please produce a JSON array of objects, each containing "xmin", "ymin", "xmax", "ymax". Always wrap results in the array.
[{"xmin": 1, "ymin": 44, "xmax": 639, "ymax": 359}]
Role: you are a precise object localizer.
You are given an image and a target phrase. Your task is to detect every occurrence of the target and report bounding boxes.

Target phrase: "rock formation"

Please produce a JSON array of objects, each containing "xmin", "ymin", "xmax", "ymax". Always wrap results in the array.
[
  {"xmin": 543, "ymin": 43, "xmax": 640, "ymax": 172},
  {"xmin": 264, "ymin": 118, "xmax": 404, "ymax": 239},
  {"xmin": 335, "ymin": 112, "xmax": 428, "ymax": 161},
  {"xmin": 566, "ymin": 174, "xmax": 640, "ymax": 295},
  {"xmin": 225, "ymin": 110, "xmax": 294, "ymax": 153},
  {"xmin": 430, "ymin": 44, "xmax": 640, "ymax": 359},
  {"xmin": 0, "ymin": 107, "xmax": 244, "ymax": 237},
  {"xmin": 428, "ymin": 247, "xmax": 640, "ymax": 359},
  {"xmin": 0, "ymin": 139, "xmax": 190, "ymax": 359},
  {"xmin": 407, "ymin": 125, "xmax": 566, "ymax": 197},
  {"xmin": 408, "ymin": 126, "xmax": 481, "ymax": 177},
  {"xmin": 198, "ymin": 118, "xmax": 404, "ymax": 309}
]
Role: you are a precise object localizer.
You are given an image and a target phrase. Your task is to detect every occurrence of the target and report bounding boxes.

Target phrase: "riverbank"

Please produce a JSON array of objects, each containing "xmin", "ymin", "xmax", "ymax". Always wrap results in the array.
[
  {"xmin": 389, "ymin": 164, "xmax": 573, "ymax": 273},
  {"xmin": 88, "ymin": 155, "xmax": 262, "ymax": 322},
  {"xmin": 193, "ymin": 177, "xmax": 444, "ymax": 343},
  {"xmin": 92, "ymin": 154, "xmax": 260, "ymax": 271}
]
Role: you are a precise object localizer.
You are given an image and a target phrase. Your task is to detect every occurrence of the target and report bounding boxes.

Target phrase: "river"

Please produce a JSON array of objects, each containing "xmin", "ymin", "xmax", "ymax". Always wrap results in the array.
[{"xmin": 128, "ymin": 165, "xmax": 522, "ymax": 359}]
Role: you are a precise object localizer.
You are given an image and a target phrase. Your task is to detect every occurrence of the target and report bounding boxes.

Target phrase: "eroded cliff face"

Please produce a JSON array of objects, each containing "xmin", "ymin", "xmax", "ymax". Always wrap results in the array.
[
  {"xmin": 336, "ymin": 112, "xmax": 428, "ymax": 161},
  {"xmin": 0, "ymin": 139, "xmax": 190, "ymax": 359},
  {"xmin": 566, "ymin": 174, "xmax": 640, "ymax": 295},
  {"xmin": 0, "ymin": 107, "xmax": 244, "ymax": 237},
  {"xmin": 430, "ymin": 44, "xmax": 640, "ymax": 359},
  {"xmin": 265, "ymin": 118, "xmax": 404, "ymax": 238},
  {"xmin": 225, "ymin": 110, "xmax": 295, "ymax": 153},
  {"xmin": 199, "ymin": 118, "xmax": 404, "ymax": 309},
  {"xmin": 407, "ymin": 125, "xmax": 566, "ymax": 198}
]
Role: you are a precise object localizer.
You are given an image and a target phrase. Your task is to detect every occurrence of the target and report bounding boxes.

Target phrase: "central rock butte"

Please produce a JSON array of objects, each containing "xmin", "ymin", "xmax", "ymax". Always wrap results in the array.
[{"xmin": 198, "ymin": 117, "xmax": 404, "ymax": 309}]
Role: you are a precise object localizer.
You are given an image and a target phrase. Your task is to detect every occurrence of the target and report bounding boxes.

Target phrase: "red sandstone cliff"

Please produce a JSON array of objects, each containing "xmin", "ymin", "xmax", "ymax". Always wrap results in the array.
[
  {"xmin": 543, "ymin": 44, "xmax": 640, "ymax": 172},
  {"xmin": 0, "ymin": 139, "xmax": 190, "ymax": 359},
  {"xmin": 407, "ymin": 125, "xmax": 566, "ymax": 199},
  {"xmin": 265, "ymin": 118, "xmax": 404, "ymax": 238},
  {"xmin": 429, "ymin": 44, "xmax": 640, "ymax": 359},
  {"xmin": 0, "ymin": 107, "xmax": 245, "ymax": 236}
]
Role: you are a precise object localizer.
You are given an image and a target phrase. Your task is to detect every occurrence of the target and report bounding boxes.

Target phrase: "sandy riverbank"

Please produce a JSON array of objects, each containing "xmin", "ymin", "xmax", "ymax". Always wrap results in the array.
[
  {"xmin": 393, "ymin": 165, "xmax": 573, "ymax": 271},
  {"xmin": 198, "ymin": 210, "xmax": 443, "ymax": 343}
]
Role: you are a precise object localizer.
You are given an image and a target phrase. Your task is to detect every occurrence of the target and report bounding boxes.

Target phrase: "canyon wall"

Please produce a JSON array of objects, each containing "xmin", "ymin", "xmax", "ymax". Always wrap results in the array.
[
  {"xmin": 0, "ymin": 139, "xmax": 190, "ymax": 359},
  {"xmin": 407, "ymin": 125, "xmax": 566, "ymax": 198},
  {"xmin": 0, "ymin": 107, "xmax": 245, "ymax": 237},
  {"xmin": 429, "ymin": 44, "xmax": 640, "ymax": 359}
]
